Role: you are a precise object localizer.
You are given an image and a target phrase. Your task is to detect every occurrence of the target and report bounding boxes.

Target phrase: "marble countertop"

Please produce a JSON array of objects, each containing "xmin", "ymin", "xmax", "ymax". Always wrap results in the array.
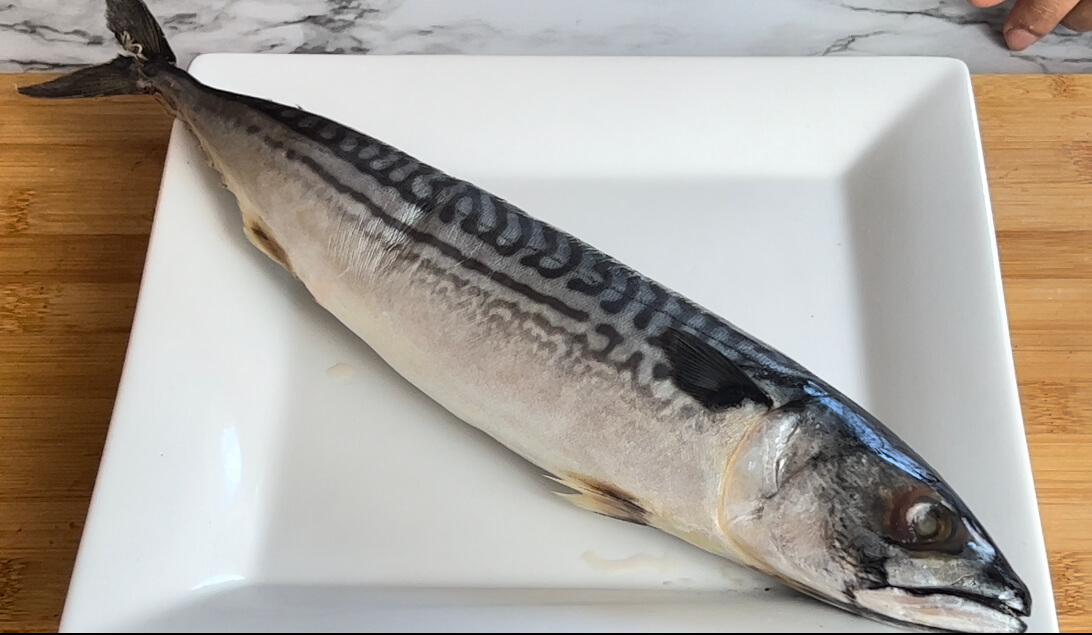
[{"xmin": 2, "ymin": 0, "xmax": 1091, "ymax": 74}]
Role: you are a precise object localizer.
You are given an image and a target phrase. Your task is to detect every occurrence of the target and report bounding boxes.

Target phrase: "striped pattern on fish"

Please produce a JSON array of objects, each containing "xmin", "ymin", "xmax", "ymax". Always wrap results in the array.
[
  {"xmin": 220, "ymin": 88, "xmax": 808, "ymax": 397},
  {"xmin": 171, "ymin": 74, "xmax": 767, "ymax": 548}
]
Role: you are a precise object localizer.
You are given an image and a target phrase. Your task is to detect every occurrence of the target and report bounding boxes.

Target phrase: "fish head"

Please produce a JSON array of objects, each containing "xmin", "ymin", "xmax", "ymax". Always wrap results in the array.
[{"xmin": 718, "ymin": 386, "xmax": 1030, "ymax": 633}]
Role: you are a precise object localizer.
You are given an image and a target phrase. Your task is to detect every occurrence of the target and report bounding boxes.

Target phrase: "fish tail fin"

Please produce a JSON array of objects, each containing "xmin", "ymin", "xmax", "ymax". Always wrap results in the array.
[
  {"xmin": 18, "ymin": 56, "xmax": 144, "ymax": 98},
  {"xmin": 19, "ymin": 0, "xmax": 175, "ymax": 99},
  {"xmin": 105, "ymin": 0, "xmax": 176, "ymax": 66}
]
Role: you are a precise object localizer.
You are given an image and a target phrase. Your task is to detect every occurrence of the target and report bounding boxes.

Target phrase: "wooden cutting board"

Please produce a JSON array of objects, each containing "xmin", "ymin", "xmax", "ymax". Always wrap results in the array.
[{"xmin": 1, "ymin": 73, "xmax": 1089, "ymax": 632}]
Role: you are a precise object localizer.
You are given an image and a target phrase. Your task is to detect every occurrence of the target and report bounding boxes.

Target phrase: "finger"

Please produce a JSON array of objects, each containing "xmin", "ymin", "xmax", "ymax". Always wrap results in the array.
[
  {"xmin": 1061, "ymin": 0, "xmax": 1092, "ymax": 31},
  {"xmin": 1004, "ymin": 0, "xmax": 1081, "ymax": 50},
  {"xmin": 967, "ymin": 0, "xmax": 1008, "ymax": 6}
]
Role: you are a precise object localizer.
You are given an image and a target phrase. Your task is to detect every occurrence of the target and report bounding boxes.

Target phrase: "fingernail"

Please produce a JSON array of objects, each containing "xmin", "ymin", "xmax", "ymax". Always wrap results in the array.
[{"xmin": 1004, "ymin": 27, "xmax": 1039, "ymax": 51}]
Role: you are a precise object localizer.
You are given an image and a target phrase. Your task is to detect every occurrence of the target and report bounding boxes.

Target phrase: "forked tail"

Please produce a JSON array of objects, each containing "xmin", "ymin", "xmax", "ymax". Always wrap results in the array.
[{"xmin": 19, "ymin": 0, "xmax": 176, "ymax": 99}]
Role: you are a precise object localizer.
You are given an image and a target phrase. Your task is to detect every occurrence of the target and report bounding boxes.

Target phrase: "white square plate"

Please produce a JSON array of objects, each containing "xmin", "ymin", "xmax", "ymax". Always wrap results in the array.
[{"xmin": 61, "ymin": 56, "xmax": 1056, "ymax": 632}]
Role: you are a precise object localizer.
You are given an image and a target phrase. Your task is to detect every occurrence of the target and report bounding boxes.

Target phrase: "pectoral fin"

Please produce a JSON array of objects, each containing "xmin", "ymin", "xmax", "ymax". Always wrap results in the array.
[
  {"xmin": 243, "ymin": 221, "xmax": 294, "ymax": 275},
  {"xmin": 658, "ymin": 327, "xmax": 773, "ymax": 411},
  {"xmin": 547, "ymin": 472, "xmax": 649, "ymax": 526}
]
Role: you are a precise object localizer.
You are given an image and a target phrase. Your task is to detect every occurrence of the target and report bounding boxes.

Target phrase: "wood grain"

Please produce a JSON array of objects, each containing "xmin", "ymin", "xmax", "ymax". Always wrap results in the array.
[
  {"xmin": 0, "ymin": 75, "xmax": 173, "ymax": 633},
  {"xmin": 0, "ymin": 73, "xmax": 1089, "ymax": 632},
  {"xmin": 977, "ymin": 75, "xmax": 1092, "ymax": 633}
]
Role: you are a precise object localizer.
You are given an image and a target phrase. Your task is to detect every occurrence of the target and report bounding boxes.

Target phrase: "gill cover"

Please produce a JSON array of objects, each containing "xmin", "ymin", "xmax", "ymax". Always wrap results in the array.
[{"xmin": 719, "ymin": 389, "xmax": 1030, "ymax": 633}]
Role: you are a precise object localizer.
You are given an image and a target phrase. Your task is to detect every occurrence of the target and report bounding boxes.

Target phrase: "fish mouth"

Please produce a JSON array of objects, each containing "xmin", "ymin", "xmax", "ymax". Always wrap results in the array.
[
  {"xmin": 894, "ymin": 585, "xmax": 1030, "ymax": 619},
  {"xmin": 853, "ymin": 585, "xmax": 1029, "ymax": 633}
]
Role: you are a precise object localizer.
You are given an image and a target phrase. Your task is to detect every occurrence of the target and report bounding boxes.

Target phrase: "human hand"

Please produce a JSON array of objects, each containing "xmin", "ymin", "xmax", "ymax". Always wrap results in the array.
[{"xmin": 970, "ymin": 0, "xmax": 1092, "ymax": 50}]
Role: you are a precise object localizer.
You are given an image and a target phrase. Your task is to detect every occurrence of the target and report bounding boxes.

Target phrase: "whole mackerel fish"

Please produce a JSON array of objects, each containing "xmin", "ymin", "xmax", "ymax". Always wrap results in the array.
[{"xmin": 23, "ymin": 1, "xmax": 1032, "ymax": 631}]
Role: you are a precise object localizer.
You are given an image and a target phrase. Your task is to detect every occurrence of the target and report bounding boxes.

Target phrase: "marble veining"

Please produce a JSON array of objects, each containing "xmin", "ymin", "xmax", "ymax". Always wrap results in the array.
[{"xmin": 1, "ymin": 1, "xmax": 1090, "ymax": 73}]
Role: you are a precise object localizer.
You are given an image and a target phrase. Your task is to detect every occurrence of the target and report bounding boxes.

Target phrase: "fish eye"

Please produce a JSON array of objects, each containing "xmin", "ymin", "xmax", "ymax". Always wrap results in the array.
[
  {"xmin": 906, "ymin": 500, "xmax": 949, "ymax": 541},
  {"xmin": 888, "ymin": 488, "xmax": 964, "ymax": 552}
]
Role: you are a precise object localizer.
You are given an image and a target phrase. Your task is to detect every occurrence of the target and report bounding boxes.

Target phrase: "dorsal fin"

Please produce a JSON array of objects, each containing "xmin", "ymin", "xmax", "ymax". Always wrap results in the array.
[{"xmin": 658, "ymin": 327, "xmax": 773, "ymax": 411}]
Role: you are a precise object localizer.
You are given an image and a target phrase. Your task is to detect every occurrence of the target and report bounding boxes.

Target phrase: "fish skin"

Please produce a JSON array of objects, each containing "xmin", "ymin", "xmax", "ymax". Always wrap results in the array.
[
  {"xmin": 18, "ymin": 1, "xmax": 1034, "ymax": 632},
  {"xmin": 176, "ymin": 70, "xmax": 765, "ymax": 553}
]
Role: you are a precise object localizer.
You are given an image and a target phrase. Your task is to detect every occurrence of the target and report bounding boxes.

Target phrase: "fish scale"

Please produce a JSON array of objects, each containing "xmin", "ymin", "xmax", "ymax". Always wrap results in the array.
[
  {"xmin": 19, "ymin": 1, "xmax": 1034, "ymax": 631},
  {"xmin": 229, "ymin": 89, "xmax": 812, "ymax": 396}
]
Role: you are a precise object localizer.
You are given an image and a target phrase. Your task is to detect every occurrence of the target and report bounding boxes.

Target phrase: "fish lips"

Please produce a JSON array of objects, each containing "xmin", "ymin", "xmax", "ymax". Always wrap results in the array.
[{"xmin": 853, "ymin": 584, "xmax": 1030, "ymax": 633}]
